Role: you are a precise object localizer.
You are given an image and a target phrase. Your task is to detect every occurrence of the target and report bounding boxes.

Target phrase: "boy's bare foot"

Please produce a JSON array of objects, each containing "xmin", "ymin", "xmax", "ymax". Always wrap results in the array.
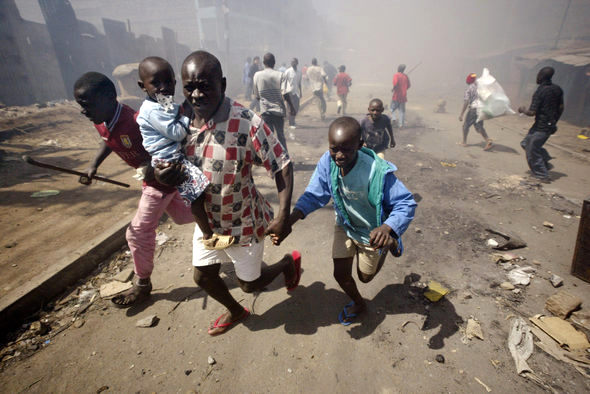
[
  {"xmin": 112, "ymin": 280, "xmax": 152, "ymax": 308},
  {"xmin": 483, "ymin": 139, "xmax": 493, "ymax": 151},
  {"xmin": 457, "ymin": 142, "xmax": 467, "ymax": 147}
]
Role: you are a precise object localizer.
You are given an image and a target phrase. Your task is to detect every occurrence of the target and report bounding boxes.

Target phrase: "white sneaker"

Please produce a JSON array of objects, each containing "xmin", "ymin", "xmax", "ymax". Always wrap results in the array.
[
  {"xmin": 289, "ymin": 125, "xmax": 296, "ymax": 129},
  {"xmin": 289, "ymin": 132, "xmax": 296, "ymax": 140}
]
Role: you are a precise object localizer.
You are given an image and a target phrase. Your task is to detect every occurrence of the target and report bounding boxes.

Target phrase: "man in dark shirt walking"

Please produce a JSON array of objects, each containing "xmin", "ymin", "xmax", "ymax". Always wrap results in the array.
[{"xmin": 518, "ymin": 66, "xmax": 564, "ymax": 181}]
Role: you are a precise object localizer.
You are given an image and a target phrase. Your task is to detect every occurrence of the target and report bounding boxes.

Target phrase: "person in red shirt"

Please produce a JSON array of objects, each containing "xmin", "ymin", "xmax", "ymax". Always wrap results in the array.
[
  {"xmin": 74, "ymin": 72, "xmax": 194, "ymax": 307},
  {"xmin": 333, "ymin": 65, "xmax": 352, "ymax": 115},
  {"xmin": 390, "ymin": 64, "xmax": 411, "ymax": 128}
]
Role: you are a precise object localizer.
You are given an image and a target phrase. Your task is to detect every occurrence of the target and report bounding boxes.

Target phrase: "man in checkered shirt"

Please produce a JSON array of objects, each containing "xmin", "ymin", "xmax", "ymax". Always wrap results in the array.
[{"xmin": 157, "ymin": 51, "xmax": 301, "ymax": 335}]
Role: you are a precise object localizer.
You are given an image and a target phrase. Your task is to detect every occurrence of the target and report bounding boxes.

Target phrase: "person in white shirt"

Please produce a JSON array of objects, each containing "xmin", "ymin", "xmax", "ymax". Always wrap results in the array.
[
  {"xmin": 306, "ymin": 57, "xmax": 327, "ymax": 120},
  {"xmin": 282, "ymin": 57, "xmax": 302, "ymax": 129}
]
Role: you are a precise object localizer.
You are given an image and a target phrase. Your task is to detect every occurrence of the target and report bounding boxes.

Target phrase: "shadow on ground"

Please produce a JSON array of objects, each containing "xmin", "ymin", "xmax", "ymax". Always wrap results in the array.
[{"xmin": 243, "ymin": 274, "xmax": 463, "ymax": 349}]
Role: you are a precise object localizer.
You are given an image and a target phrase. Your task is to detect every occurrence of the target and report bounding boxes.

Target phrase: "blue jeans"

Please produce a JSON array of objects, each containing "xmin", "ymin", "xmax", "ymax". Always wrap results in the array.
[
  {"xmin": 520, "ymin": 130, "xmax": 552, "ymax": 178},
  {"xmin": 390, "ymin": 100, "xmax": 406, "ymax": 127}
]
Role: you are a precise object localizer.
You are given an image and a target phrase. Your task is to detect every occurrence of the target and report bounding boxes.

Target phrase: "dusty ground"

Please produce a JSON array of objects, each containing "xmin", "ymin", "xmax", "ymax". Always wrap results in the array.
[{"xmin": 0, "ymin": 85, "xmax": 589, "ymax": 393}]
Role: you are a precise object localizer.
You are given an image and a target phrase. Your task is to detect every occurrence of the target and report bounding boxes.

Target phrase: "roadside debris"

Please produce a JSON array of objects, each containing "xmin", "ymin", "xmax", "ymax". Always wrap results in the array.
[
  {"xmin": 530, "ymin": 323, "xmax": 590, "ymax": 378},
  {"xmin": 500, "ymin": 282, "xmax": 515, "ymax": 290},
  {"xmin": 507, "ymin": 266, "xmax": 536, "ymax": 286},
  {"xmin": 485, "ymin": 228, "xmax": 526, "ymax": 250},
  {"xmin": 542, "ymin": 221, "xmax": 554, "ymax": 229},
  {"xmin": 113, "ymin": 268, "xmax": 134, "ymax": 283},
  {"xmin": 486, "ymin": 239, "xmax": 499, "ymax": 248},
  {"xmin": 424, "ymin": 281, "xmax": 449, "ymax": 302},
  {"xmin": 465, "ymin": 318, "xmax": 484, "ymax": 340},
  {"xmin": 570, "ymin": 310, "xmax": 590, "ymax": 335},
  {"xmin": 135, "ymin": 315, "xmax": 158, "ymax": 328},
  {"xmin": 207, "ymin": 355, "xmax": 216, "ymax": 365},
  {"xmin": 474, "ymin": 377, "xmax": 491, "ymax": 392},
  {"xmin": 435, "ymin": 354, "xmax": 445, "ymax": 363},
  {"xmin": 99, "ymin": 281, "xmax": 133, "ymax": 298},
  {"xmin": 491, "ymin": 252, "xmax": 522, "ymax": 263},
  {"xmin": 440, "ymin": 161, "xmax": 456, "ymax": 168},
  {"xmin": 549, "ymin": 274, "xmax": 563, "ymax": 288},
  {"xmin": 155, "ymin": 232, "xmax": 169, "ymax": 246},
  {"xmin": 529, "ymin": 315, "xmax": 590, "ymax": 351},
  {"xmin": 30, "ymin": 190, "xmax": 60, "ymax": 198},
  {"xmin": 545, "ymin": 291, "xmax": 582, "ymax": 319},
  {"xmin": 507, "ymin": 318, "xmax": 533, "ymax": 375}
]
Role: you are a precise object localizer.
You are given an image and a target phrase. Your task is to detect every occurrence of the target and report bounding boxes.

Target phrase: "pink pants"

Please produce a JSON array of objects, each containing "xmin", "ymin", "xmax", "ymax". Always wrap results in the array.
[{"xmin": 126, "ymin": 185, "xmax": 194, "ymax": 279}]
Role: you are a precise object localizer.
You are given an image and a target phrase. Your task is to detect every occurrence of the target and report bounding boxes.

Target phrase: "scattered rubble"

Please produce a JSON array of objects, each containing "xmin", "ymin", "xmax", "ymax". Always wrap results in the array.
[
  {"xmin": 465, "ymin": 318, "xmax": 484, "ymax": 340},
  {"xmin": 99, "ymin": 281, "xmax": 133, "ymax": 298},
  {"xmin": 136, "ymin": 315, "xmax": 158, "ymax": 328},
  {"xmin": 507, "ymin": 318, "xmax": 534, "ymax": 375},
  {"xmin": 156, "ymin": 232, "xmax": 169, "ymax": 246},
  {"xmin": 486, "ymin": 228, "xmax": 526, "ymax": 250},
  {"xmin": 507, "ymin": 266, "xmax": 536, "ymax": 286},
  {"xmin": 486, "ymin": 239, "xmax": 499, "ymax": 248},
  {"xmin": 424, "ymin": 281, "xmax": 449, "ymax": 302},
  {"xmin": 570, "ymin": 310, "xmax": 590, "ymax": 335},
  {"xmin": 113, "ymin": 268, "xmax": 134, "ymax": 283},
  {"xmin": 529, "ymin": 315, "xmax": 590, "ymax": 351},
  {"xmin": 549, "ymin": 274, "xmax": 563, "ymax": 288},
  {"xmin": 545, "ymin": 291, "xmax": 582, "ymax": 319}
]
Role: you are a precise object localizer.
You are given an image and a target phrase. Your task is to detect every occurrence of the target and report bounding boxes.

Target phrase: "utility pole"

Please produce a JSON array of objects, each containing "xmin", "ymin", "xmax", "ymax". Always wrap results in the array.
[{"xmin": 553, "ymin": 0, "xmax": 571, "ymax": 49}]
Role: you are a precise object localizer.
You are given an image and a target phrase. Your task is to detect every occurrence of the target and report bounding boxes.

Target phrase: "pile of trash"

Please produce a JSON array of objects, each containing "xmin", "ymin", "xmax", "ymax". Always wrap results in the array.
[{"xmin": 0, "ymin": 246, "xmax": 136, "ymax": 366}]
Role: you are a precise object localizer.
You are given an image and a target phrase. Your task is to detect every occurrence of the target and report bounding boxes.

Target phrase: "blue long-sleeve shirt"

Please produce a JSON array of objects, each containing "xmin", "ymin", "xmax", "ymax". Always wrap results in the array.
[
  {"xmin": 294, "ymin": 150, "xmax": 416, "ymax": 246},
  {"xmin": 136, "ymin": 98, "xmax": 190, "ymax": 162}
]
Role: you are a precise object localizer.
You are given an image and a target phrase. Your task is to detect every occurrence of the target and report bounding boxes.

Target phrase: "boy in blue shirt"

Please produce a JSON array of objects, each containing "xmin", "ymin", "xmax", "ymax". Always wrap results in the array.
[{"xmin": 284, "ymin": 117, "xmax": 416, "ymax": 325}]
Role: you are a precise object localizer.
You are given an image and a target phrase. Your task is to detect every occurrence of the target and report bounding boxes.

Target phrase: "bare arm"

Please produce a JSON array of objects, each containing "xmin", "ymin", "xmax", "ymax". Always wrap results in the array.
[
  {"xmin": 265, "ymin": 162, "xmax": 294, "ymax": 245},
  {"xmin": 458, "ymin": 101, "xmax": 469, "ymax": 121},
  {"xmin": 518, "ymin": 106, "xmax": 535, "ymax": 116},
  {"xmin": 81, "ymin": 141, "xmax": 112, "ymax": 184},
  {"xmin": 386, "ymin": 121, "xmax": 395, "ymax": 148}
]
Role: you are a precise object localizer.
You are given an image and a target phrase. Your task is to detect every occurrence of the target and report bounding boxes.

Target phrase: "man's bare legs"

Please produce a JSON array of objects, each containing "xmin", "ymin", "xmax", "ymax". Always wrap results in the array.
[{"xmin": 194, "ymin": 254, "xmax": 296, "ymax": 333}]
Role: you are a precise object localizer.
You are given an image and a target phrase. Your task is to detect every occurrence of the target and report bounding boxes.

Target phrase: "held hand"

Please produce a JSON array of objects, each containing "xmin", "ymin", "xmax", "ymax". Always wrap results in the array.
[
  {"xmin": 154, "ymin": 161, "xmax": 186, "ymax": 186},
  {"xmin": 369, "ymin": 224, "xmax": 395, "ymax": 250},
  {"xmin": 458, "ymin": 115, "xmax": 463, "ymax": 122},
  {"xmin": 79, "ymin": 167, "xmax": 97, "ymax": 185},
  {"xmin": 390, "ymin": 141, "xmax": 396, "ymax": 148},
  {"xmin": 265, "ymin": 216, "xmax": 292, "ymax": 246},
  {"xmin": 518, "ymin": 106, "xmax": 526, "ymax": 114}
]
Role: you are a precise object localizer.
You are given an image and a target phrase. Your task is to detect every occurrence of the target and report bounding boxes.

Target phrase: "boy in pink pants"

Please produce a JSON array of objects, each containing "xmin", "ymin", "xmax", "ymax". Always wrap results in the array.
[{"xmin": 74, "ymin": 71, "xmax": 194, "ymax": 307}]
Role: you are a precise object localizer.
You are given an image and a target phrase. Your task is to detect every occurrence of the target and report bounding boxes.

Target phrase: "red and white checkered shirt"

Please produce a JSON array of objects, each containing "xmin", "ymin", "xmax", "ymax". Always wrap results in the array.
[{"xmin": 185, "ymin": 98, "xmax": 290, "ymax": 245}]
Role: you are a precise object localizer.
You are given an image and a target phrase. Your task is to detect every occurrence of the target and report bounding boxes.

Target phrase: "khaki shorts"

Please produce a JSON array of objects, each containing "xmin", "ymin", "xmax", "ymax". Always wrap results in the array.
[{"xmin": 332, "ymin": 225, "xmax": 384, "ymax": 275}]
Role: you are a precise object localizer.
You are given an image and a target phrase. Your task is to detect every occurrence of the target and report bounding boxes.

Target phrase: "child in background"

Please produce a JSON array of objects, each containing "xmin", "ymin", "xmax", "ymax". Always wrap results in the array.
[
  {"xmin": 285, "ymin": 117, "xmax": 416, "ymax": 325},
  {"xmin": 360, "ymin": 98, "xmax": 395, "ymax": 158},
  {"xmin": 333, "ymin": 65, "xmax": 352, "ymax": 115},
  {"xmin": 136, "ymin": 56, "xmax": 231, "ymax": 249}
]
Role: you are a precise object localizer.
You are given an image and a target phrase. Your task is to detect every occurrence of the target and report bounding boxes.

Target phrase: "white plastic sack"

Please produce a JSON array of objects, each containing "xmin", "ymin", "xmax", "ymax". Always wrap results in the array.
[{"xmin": 476, "ymin": 68, "xmax": 515, "ymax": 122}]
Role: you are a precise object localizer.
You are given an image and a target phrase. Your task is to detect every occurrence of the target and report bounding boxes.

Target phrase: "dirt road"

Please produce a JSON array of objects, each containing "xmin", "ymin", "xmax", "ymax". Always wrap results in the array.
[{"xmin": 0, "ymin": 88, "xmax": 589, "ymax": 393}]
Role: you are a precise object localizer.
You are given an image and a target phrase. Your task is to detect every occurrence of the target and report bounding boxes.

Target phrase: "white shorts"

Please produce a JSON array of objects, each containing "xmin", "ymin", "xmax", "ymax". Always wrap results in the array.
[{"xmin": 192, "ymin": 225, "xmax": 264, "ymax": 282}]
